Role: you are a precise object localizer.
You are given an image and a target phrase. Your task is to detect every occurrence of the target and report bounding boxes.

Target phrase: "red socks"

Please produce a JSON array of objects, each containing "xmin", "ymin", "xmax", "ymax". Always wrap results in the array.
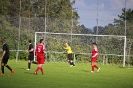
[
  {"xmin": 40, "ymin": 68, "xmax": 44, "ymax": 74},
  {"xmin": 94, "ymin": 65, "xmax": 99, "ymax": 69},
  {"xmin": 92, "ymin": 65, "xmax": 94, "ymax": 71},
  {"xmin": 92, "ymin": 65, "xmax": 99, "ymax": 71},
  {"xmin": 35, "ymin": 67, "xmax": 44, "ymax": 74},
  {"xmin": 35, "ymin": 67, "xmax": 40, "ymax": 72}
]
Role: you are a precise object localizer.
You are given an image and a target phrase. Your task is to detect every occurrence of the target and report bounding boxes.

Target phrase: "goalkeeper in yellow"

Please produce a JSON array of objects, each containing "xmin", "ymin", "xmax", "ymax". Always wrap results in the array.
[{"xmin": 64, "ymin": 42, "xmax": 75, "ymax": 67}]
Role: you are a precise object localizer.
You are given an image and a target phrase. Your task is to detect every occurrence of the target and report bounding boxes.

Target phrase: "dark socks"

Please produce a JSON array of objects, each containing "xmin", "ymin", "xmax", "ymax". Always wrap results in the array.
[
  {"xmin": 69, "ymin": 61, "xmax": 75, "ymax": 66},
  {"xmin": 1, "ymin": 66, "xmax": 4, "ymax": 74},
  {"xmin": 5, "ymin": 65, "xmax": 12, "ymax": 71},
  {"xmin": 28, "ymin": 63, "xmax": 31, "ymax": 69},
  {"xmin": 71, "ymin": 62, "xmax": 75, "ymax": 66}
]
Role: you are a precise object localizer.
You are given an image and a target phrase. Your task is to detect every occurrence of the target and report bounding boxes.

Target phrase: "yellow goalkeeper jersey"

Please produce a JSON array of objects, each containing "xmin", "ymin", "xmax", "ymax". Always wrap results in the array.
[{"xmin": 66, "ymin": 46, "xmax": 72, "ymax": 54}]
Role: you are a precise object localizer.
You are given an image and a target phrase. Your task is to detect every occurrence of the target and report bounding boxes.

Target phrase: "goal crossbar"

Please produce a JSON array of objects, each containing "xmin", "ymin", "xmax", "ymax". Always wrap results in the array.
[{"xmin": 35, "ymin": 32, "xmax": 125, "ymax": 38}]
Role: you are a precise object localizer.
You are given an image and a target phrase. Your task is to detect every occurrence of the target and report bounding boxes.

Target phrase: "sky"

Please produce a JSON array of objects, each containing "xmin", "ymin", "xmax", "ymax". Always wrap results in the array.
[{"xmin": 72, "ymin": 0, "xmax": 133, "ymax": 29}]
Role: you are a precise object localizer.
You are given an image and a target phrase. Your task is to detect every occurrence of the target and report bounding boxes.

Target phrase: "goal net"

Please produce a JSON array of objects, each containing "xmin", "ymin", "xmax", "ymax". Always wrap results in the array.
[{"xmin": 35, "ymin": 32, "xmax": 126, "ymax": 67}]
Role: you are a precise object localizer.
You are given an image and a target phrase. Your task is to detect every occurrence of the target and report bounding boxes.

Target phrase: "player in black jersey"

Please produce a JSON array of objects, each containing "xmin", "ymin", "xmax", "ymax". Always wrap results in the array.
[
  {"xmin": 0, "ymin": 39, "xmax": 14, "ymax": 75},
  {"xmin": 26, "ymin": 40, "xmax": 34, "ymax": 70}
]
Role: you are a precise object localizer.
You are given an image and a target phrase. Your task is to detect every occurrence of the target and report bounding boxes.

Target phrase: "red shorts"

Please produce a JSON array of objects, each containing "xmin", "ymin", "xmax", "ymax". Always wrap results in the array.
[
  {"xmin": 37, "ymin": 55, "xmax": 45, "ymax": 64},
  {"xmin": 91, "ymin": 57, "xmax": 97, "ymax": 62}
]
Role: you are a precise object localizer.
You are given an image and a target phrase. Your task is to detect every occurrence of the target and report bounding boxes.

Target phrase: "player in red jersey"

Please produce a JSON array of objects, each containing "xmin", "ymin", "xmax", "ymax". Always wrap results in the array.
[
  {"xmin": 34, "ymin": 39, "xmax": 45, "ymax": 75},
  {"xmin": 91, "ymin": 42, "xmax": 100, "ymax": 73}
]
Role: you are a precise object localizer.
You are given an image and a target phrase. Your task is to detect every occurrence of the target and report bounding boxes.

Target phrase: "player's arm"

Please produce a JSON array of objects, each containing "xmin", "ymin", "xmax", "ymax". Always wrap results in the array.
[
  {"xmin": 35, "ymin": 46, "xmax": 38, "ymax": 56},
  {"xmin": 0, "ymin": 50, "xmax": 6, "ymax": 60},
  {"xmin": 64, "ymin": 46, "xmax": 68, "ymax": 50},
  {"xmin": 28, "ymin": 48, "xmax": 34, "ymax": 52}
]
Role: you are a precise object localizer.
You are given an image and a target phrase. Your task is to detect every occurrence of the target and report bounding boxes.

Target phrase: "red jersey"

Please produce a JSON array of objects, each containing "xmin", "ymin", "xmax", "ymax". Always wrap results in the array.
[
  {"xmin": 92, "ymin": 47, "xmax": 98, "ymax": 59},
  {"xmin": 35, "ymin": 43, "xmax": 45, "ymax": 56}
]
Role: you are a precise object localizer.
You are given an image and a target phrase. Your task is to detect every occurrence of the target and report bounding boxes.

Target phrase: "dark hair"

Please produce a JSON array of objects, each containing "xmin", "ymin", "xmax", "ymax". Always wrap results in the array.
[
  {"xmin": 1, "ymin": 39, "xmax": 5, "ymax": 43},
  {"xmin": 28, "ymin": 40, "xmax": 32, "ymax": 43},
  {"xmin": 92, "ymin": 42, "xmax": 97, "ymax": 45},
  {"xmin": 40, "ymin": 39, "xmax": 44, "ymax": 43}
]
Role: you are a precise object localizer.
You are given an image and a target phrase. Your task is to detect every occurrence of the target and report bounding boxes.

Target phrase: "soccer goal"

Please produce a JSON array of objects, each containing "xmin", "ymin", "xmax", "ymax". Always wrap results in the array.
[{"xmin": 34, "ymin": 32, "xmax": 126, "ymax": 67}]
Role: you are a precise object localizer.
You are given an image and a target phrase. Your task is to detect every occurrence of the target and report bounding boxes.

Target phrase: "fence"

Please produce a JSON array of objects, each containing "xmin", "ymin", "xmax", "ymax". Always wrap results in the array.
[{"xmin": 0, "ymin": 16, "xmax": 133, "ymax": 67}]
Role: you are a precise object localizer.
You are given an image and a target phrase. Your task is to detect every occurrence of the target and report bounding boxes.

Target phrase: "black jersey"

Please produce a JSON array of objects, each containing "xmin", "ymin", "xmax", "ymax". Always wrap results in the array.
[
  {"xmin": 29, "ymin": 44, "xmax": 34, "ymax": 54},
  {"xmin": 3, "ymin": 43, "xmax": 9, "ymax": 57}
]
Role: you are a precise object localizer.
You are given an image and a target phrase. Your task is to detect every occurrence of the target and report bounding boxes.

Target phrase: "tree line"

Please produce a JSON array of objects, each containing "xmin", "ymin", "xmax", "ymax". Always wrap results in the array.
[{"xmin": 0, "ymin": 0, "xmax": 133, "ymax": 65}]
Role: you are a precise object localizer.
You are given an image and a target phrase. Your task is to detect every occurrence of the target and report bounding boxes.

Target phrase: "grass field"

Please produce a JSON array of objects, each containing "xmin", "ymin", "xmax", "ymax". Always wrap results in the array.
[{"xmin": 0, "ymin": 60, "xmax": 133, "ymax": 88}]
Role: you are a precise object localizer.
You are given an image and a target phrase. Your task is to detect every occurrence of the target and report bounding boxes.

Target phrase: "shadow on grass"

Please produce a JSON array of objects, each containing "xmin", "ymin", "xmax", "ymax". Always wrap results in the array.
[
  {"xmin": 81, "ymin": 70, "xmax": 90, "ymax": 72},
  {"xmin": 19, "ymin": 68, "xmax": 34, "ymax": 74},
  {"xmin": 19, "ymin": 68, "xmax": 26, "ymax": 70},
  {"xmin": 24, "ymin": 72, "xmax": 34, "ymax": 74}
]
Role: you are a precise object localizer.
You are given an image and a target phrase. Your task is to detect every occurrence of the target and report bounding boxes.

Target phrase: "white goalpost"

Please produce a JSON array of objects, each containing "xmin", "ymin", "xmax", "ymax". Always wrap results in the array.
[{"xmin": 34, "ymin": 32, "xmax": 126, "ymax": 67}]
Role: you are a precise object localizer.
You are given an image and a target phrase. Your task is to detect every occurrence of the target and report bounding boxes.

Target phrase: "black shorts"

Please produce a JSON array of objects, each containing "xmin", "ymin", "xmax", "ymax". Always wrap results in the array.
[
  {"xmin": 28, "ymin": 54, "xmax": 34, "ymax": 60},
  {"xmin": 2, "ymin": 55, "xmax": 9, "ymax": 64},
  {"xmin": 67, "ymin": 53, "xmax": 73, "ymax": 60}
]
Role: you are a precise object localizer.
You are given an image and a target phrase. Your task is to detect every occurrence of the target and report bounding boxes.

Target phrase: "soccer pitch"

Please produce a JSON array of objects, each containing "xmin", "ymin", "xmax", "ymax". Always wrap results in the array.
[{"xmin": 0, "ymin": 60, "xmax": 133, "ymax": 88}]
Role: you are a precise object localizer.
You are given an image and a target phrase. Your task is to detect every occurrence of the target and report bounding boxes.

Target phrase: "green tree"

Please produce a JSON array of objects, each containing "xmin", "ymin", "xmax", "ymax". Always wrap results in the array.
[
  {"xmin": 8, "ymin": 0, "xmax": 31, "ymax": 17},
  {"xmin": 0, "ymin": 0, "xmax": 10, "ymax": 15},
  {"xmin": 114, "ymin": 8, "xmax": 133, "ymax": 38}
]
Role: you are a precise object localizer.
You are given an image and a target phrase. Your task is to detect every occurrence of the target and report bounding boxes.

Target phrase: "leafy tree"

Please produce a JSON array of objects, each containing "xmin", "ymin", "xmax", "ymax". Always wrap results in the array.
[
  {"xmin": 33, "ymin": 0, "xmax": 79, "ymax": 19},
  {"xmin": 8, "ymin": 0, "xmax": 31, "ymax": 17},
  {"xmin": 114, "ymin": 8, "xmax": 133, "ymax": 38},
  {"xmin": 0, "ymin": 0, "xmax": 10, "ymax": 15}
]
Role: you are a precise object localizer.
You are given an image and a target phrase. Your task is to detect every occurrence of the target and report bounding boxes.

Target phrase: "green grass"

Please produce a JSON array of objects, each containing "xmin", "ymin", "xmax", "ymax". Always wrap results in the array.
[{"xmin": 0, "ymin": 60, "xmax": 133, "ymax": 88}]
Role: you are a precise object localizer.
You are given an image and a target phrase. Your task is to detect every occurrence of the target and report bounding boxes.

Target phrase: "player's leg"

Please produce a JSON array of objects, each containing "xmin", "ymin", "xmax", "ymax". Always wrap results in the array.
[
  {"xmin": 94, "ymin": 64, "xmax": 99, "ymax": 69},
  {"xmin": 91, "ymin": 61, "xmax": 95, "ymax": 72},
  {"xmin": 27, "ymin": 54, "xmax": 32, "ymax": 70},
  {"xmin": 69, "ymin": 54, "xmax": 75, "ymax": 67},
  {"xmin": 34, "ymin": 56, "xmax": 39, "ymax": 74},
  {"xmin": 39, "ymin": 56, "xmax": 44, "ymax": 74},
  {"xmin": 34, "ymin": 56, "xmax": 42, "ymax": 74},
  {"xmin": 34, "ymin": 64, "xmax": 44, "ymax": 75},
  {"xmin": 93, "ymin": 58, "xmax": 100, "ymax": 72},
  {"xmin": 0, "ymin": 62, "xmax": 5, "ymax": 75},
  {"xmin": 5, "ymin": 64, "xmax": 14, "ymax": 74},
  {"xmin": 39, "ymin": 64, "xmax": 44, "ymax": 75},
  {"xmin": 34, "ymin": 56, "xmax": 44, "ymax": 75},
  {"xmin": 91, "ymin": 59, "xmax": 100, "ymax": 72},
  {"xmin": 68, "ymin": 54, "xmax": 73, "ymax": 66},
  {"xmin": 34, "ymin": 64, "xmax": 41, "ymax": 75},
  {"xmin": 94, "ymin": 63, "xmax": 100, "ymax": 72},
  {"xmin": 27, "ymin": 60, "xmax": 31, "ymax": 70},
  {"xmin": 91, "ymin": 58, "xmax": 97, "ymax": 72},
  {"xmin": 1, "ymin": 58, "xmax": 8, "ymax": 75},
  {"xmin": 71, "ymin": 58, "xmax": 75, "ymax": 66},
  {"xmin": 41, "ymin": 55, "xmax": 45, "ymax": 74},
  {"xmin": 67, "ymin": 55, "xmax": 71, "ymax": 65},
  {"xmin": 4, "ymin": 58, "xmax": 14, "ymax": 74},
  {"xmin": 70, "ymin": 60, "xmax": 75, "ymax": 67}
]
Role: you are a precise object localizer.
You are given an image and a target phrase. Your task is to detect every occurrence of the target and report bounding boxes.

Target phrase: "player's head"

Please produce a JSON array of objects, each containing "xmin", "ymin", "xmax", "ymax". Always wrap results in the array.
[
  {"xmin": 1, "ymin": 39, "xmax": 6, "ymax": 45},
  {"xmin": 65, "ymin": 41, "xmax": 71, "ymax": 46},
  {"xmin": 40, "ymin": 39, "xmax": 44, "ymax": 44},
  {"xmin": 65, "ymin": 42, "xmax": 69, "ymax": 46},
  {"xmin": 92, "ymin": 42, "xmax": 97, "ymax": 46},
  {"xmin": 28, "ymin": 40, "xmax": 32, "ymax": 43}
]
